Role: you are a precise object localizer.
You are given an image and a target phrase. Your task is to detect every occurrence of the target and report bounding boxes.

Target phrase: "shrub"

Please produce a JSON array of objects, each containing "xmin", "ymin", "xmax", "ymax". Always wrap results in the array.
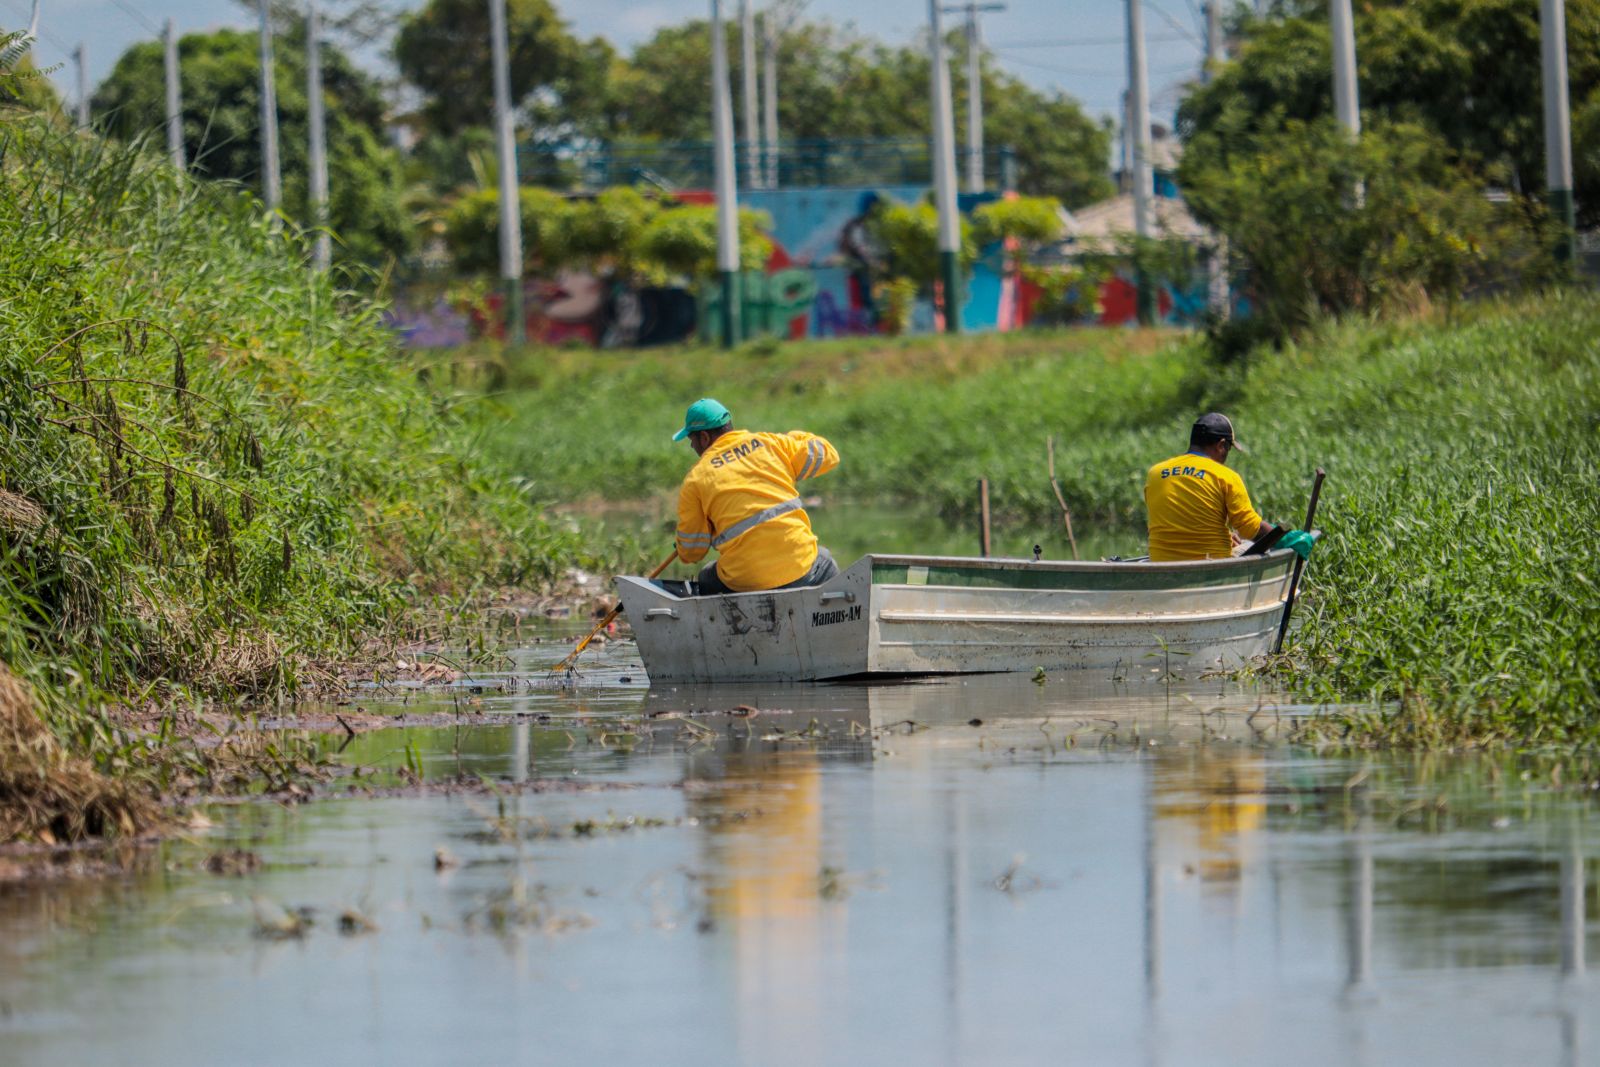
[{"xmin": 1179, "ymin": 119, "xmax": 1555, "ymax": 343}]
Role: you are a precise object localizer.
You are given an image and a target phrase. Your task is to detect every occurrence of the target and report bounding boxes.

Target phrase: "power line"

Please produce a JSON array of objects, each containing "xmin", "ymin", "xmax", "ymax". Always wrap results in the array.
[
  {"xmin": 0, "ymin": 0, "xmax": 68, "ymax": 54},
  {"xmin": 988, "ymin": 32, "xmax": 1191, "ymax": 48},
  {"xmin": 992, "ymin": 48, "xmax": 1197, "ymax": 78},
  {"xmin": 109, "ymin": 0, "xmax": 159, "ymax": 36},
  {"xmin": 1146, "ymin": 1, "xmax": 1204, "ymax": 47}
]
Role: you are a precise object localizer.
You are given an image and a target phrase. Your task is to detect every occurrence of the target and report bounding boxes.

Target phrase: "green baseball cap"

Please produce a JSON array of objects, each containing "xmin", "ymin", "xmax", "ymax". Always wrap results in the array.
[{"xmin": 672, "ymin": 398, "xmax": 732, "ymax": 441}]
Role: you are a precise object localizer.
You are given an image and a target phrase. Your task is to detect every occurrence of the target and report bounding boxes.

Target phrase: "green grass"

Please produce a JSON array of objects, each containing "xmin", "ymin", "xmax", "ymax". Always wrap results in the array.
[
  {"xmin": 478, "ymin": 293, "xmax": 1600, "ymax": 748},
  {"xmin": 0, "ymin": 114, "xmax": 591, "ymax": 830}
]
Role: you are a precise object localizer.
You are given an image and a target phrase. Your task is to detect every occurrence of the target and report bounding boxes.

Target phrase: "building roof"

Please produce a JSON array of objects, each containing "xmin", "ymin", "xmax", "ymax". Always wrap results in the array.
[{"xmin": 1064, "ymin": 193, "xmax": 1212, "ymax": 244}]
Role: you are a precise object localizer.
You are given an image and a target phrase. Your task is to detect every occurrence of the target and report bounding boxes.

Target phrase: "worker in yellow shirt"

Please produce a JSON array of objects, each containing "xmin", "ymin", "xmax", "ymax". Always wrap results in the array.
[
  {"xmin": 672, "ymin": 398, "xmax": 840, "ymax": 595},
  {"xmin": 1144, "ymin": 413, "xmax": 1267, "ymax": 562}
]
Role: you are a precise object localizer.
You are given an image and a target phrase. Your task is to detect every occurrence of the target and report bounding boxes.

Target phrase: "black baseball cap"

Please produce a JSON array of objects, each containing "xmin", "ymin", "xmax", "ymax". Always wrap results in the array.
[{"xmin": 1192, "ymin": 412, "xmax": 1247, "ymax": 453}]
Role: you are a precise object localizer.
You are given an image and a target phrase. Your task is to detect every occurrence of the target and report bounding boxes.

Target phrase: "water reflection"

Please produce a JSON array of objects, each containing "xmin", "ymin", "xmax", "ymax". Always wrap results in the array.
[{"xmin": 1, "ymin": 671, "xmax": 1598, "ymax": 1066}]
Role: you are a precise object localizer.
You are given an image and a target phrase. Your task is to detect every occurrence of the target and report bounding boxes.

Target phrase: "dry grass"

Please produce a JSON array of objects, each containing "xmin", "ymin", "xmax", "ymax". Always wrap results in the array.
[{"xmin": 0, "ymin": 663, "xmax": 166, "ymax": 845}]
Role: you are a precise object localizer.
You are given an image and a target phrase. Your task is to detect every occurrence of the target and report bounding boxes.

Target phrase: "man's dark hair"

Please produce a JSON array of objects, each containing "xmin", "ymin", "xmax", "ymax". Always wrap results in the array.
[
  {"xmin": 1190, "ymin": 427, "xmax": 1226, "ymax": 449},
  {"xmin": 698, "ymin": 422, "xmax": 732, "ymax": 443}
]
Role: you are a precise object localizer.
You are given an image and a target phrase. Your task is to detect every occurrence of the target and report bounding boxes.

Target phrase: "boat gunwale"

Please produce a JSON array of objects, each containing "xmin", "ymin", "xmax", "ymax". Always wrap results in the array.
[
  {"xmin": 864, "ymin": 548, "xmax": 1301, "ymax": 576},
  {"xmin": 876, "ymin": 598, "xmax": 1289, "ymax": 627}
]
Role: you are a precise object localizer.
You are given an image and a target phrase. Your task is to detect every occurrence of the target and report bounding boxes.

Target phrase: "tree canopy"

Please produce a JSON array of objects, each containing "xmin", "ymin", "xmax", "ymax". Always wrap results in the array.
[
  {"xmin": 393, "ymin": 4, "xmax": 1114, "ymax": 209},
  {"xmin": 92, "ymin": 27, "xmax": 413, "ymax": 265},
  {"xmin": 1179, "ymin": 0, "xmax": 1600, "ymax": 225},
  {"xmin": 392, "ymin": 0, "xmax": 609, "ymax": 140}
]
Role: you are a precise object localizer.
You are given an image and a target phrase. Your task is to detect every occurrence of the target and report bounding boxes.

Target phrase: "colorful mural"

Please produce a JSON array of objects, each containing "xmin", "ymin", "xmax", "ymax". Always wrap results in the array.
[{"xmin": 385, "ymin": 185, "xmax": 1225, "ymax": 348}]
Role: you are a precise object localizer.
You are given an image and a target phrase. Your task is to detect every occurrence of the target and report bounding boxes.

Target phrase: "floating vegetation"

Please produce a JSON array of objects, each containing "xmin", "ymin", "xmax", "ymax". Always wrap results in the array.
[{"xmin": 464, "ymin": 878, "xmax": 594, "ymax": 937}]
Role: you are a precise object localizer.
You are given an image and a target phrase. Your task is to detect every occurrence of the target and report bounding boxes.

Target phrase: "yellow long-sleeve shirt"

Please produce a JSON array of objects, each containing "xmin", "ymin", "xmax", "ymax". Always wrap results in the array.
[
  {"xmin": 1144, "ymin": 451, "xmax": 1263, "ymax": 562},
  {"xmin": 676, "ymin": 429, "xmax": 839, "ymax": 592}
]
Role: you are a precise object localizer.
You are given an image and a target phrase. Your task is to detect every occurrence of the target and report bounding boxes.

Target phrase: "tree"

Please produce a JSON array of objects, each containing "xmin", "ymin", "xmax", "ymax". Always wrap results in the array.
[
  {"xmin": 392, "ymin": 0, "xmax": 606, "ymax": 141},
  {"xmin": 1181, "ymin": 119, "xmax": 1551, "ymax": 341},
  {"xmin": 600, "ymin": 18, "xmax": 1113, "ymax": 209},
  {"xmin": 92, "ymin": 27, "xmax": 413, "ymax": 265},
  {"xmin": 1178, "ymin": 0, "xmax": 1600, "ymax": 225},
  {"xmin": 0, "ymin": 37, "xmax": 61, "ymax": 114}
]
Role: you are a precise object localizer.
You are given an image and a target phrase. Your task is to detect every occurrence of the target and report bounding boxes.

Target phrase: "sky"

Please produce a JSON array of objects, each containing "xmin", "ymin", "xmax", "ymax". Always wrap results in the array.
[{"xmin": 13, "ymin": 0, "xmax": 1212, "ymax": 128}]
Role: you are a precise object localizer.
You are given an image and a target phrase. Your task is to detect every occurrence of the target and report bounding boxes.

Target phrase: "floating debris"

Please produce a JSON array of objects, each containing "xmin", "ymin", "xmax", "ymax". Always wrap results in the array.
[
  {"xmin": 251, "ymin": 895, "xmax": 313, "ymax": 939},
  {"xmin": 201, "ymin": 848, "xmax": 261, "ymax": 877},
  {"xmin": 338, "ymin": 908, "xmax": 379, "ymax": 936}
]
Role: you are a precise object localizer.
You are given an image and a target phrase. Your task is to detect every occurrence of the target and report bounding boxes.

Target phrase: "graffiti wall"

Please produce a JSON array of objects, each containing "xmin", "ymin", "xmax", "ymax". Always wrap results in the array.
[
  {"xmin": 386, "ymin": 184, "xmax": 1036, "ymax": 349},
  {"xmin": 730, "ymin": 186, "xmax": 1016, "ymax": 341}
]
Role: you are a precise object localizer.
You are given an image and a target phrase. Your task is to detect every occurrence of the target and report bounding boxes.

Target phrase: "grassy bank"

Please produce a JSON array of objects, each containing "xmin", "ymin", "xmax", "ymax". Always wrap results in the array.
[
  {"xmin": 478, "ymin": 294, "xmax": 1600, "ymax": 747},
  {"xmin": 0, "ymin": 117, "xmax": 587, "ymax": 841}
]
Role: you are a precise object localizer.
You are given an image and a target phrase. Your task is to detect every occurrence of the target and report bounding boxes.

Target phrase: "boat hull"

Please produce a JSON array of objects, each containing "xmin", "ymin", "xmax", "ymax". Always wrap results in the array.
[{"xmin": 615, "ymin": 551, "xmax": 1302, "ymax": 683}]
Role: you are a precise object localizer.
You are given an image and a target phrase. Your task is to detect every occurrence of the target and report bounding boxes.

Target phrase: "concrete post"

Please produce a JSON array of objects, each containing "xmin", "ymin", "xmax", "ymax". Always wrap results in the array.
[
  {"xmin": 740, "ymin": 0, "xmax": 759, "ymax": 189},
  {"xmin": 929, "ymin": 0, "xmax": 963, "ymax": 333},
  {"xmin": 164, "ymin": 21, "xmax": 184, "ymax": 170},
  {"xmin": 489, "ymin": 0, "xmax": 525, "ymax": 342},
  {"xmin": 306, "ymin": 0, "xmax": 331, "ymax": 270},
  {"xmin": 1330, "ymin": 0, "xmax": 1360, "ymax": 137},
  {"xmin": 762, "ymin": 15, "xmax": 779, "ymax": 188},
  {"xmin": 1542, "ymin": 0, "xmax": 1577, "ymax": 264},
  {"xmin": 711, "ymin": 0, "xmax": 742, "ymax": 347},
  {"xmin": 73, "ymin": 43, "xmax": 88, "ymax": 126},
  {"xmin": 256, "ymin": 0, "xmax": 281, "ymax": 212},
  {"xmin": 1126, "ymin": 0, "xmax": 1155, "ymax": 325}
]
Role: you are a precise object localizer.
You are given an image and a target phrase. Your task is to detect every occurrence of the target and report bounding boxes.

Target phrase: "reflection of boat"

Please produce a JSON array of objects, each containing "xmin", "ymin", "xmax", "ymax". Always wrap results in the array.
[
  {"xmin": 638, "ymin": 666, "xmax": 1299, "ymax": 749},
  {"xmin": 616, "ymin": 551, "xmax": 1303, "ymax": 683}
]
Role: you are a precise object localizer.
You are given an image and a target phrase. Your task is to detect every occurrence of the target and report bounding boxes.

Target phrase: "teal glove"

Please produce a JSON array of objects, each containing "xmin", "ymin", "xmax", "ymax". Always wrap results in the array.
[{"xmin": 1279, "ymin": 530, "xmax": 1316, "ymax": 560}]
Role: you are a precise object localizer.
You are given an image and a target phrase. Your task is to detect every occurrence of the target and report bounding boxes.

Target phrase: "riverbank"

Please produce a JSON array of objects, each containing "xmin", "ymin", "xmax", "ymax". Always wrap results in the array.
[
  {"xmin": 0, "ymin": 117, "xmax": 604, "ymax": 843},
  {"xmin": 474, "ymin": 292, "xmax": 1600, "ymax": 747}
]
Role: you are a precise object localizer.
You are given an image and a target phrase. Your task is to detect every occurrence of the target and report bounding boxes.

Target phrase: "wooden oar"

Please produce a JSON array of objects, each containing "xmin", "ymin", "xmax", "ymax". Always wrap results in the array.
[
  {"xmin": 1273, "ymin": 468, "xmax": 1326, "ymax": 656},
  {"xmin": 552, "ymin": 549, "xmax": 679, "ymax": 675}
]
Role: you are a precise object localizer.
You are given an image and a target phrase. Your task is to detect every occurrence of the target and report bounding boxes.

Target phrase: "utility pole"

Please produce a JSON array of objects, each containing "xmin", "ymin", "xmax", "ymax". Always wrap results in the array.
[
  {"xmin": 1125, "ymin": 0, "xmax": 1154, "ymax": 325},
  {"xmin": 762, "ymin": 13, "xmax": 779, "ymax": 188},
  {"xmin": 72, "ymin": 42, "xmax": 87, "ymax": 127},
  {"xmin": 928, "ymin": 0, "xmax": 963, "ymax": 333},
  {"xmin": 1201, "ymin": 1, "xmax": 1228, "ymax": 318},
  {"xmin": 1202, "ymin": 1, "xmax": 1222, "ymax": 79},
  {"xmin": 1329, "ymin": 0, "xmax": 1360, "ymax": 137},
  {"xmin": 163, "ymin": 19, "xmax": 184, "ymax": 170},
  {"xmin": 711, "ymin": 0, "xmax": 742, "ymax": 347},
  {"xmin": 306, "ymin": 0, "xmax": 331, "ymax": 270},
  {"xmin": 489, "ymin": 0, "xmax": 524, "ymax": 343},
  {"xmin": 740, "ymin": 0, "xmax": 758, "ymax": 189},
  {"xmin": 256, "ymin": 0, "xmax": 281, "ymax": 212},
  {"xmin": 1541, "ymin": 0, "xmax": 1577, "ymax": 264},
  {"xmin": 942, "ymin": 2, "xmax": 1005, "ymax": 194}
]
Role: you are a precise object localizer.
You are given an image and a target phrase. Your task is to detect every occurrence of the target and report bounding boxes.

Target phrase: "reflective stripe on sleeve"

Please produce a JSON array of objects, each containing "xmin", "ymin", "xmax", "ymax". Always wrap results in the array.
[
  {"xmin": 710, "ymin": 497, "xmax": 803, "ymax": 548},
  {"xmin": 676, "ymin": 531, "xmax": 713, "ymax": 546},
  {"xmin": 797, "ymin": 439, "xmax": 824, "ymax": 480}
]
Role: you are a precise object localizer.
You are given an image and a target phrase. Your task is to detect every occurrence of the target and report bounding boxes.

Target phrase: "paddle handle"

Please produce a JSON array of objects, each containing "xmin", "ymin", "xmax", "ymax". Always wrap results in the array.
[
  {"xmin": 556, "ymin": 549, "xmax": 679, "ymax": 672},
  {"xmin": 1273, "ymin": 468, "xmax": 1325, "ymax": 656}
]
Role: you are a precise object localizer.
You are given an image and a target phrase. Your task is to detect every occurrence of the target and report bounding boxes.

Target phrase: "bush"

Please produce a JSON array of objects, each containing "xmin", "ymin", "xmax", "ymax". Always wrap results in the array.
[
  {"xmin": 442, "ymin": 185, "xmax": 573, "ymax": 274},
  {"xmin": 867, "ymin": 199, "xmax": 976, "ymax": 291},
  {"xmin": 1179, "ymin": 119, "xmax": 1555, "ymax": 343},
  {"xmin": 971, "ymin": 196, "xmax": 1065, "ymax": 247},
  {"xmin": 635, "ymin": 203, "xmax": 772, "ymax": 281},
  {"xmin": 0, "ymin": 114, "xmax": 583, "ymax": 722}
]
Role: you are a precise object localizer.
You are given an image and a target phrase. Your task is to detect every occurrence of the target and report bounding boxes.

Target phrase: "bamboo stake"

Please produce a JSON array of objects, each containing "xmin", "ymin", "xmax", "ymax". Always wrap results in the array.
[
  {"xmin": 978, "ymin": 478, "xmax": 992, "ymax": 556},
  {"xmin": 1047, "ymin": 435, "xmax": 1080, "ymax": 560}
]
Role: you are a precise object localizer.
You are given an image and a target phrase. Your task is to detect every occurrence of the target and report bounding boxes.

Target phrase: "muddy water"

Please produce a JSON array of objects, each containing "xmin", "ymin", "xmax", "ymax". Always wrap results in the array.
[{"xmin": 1, "ymin": 640, "xmax": 1596, "ymax": 1066}]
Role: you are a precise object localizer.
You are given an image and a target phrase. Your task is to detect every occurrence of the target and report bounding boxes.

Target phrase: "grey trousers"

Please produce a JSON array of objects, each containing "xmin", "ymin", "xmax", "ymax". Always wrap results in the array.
[{"xmin": 696, "ymin": 546, "xmax": 838, "ymax": 597}]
